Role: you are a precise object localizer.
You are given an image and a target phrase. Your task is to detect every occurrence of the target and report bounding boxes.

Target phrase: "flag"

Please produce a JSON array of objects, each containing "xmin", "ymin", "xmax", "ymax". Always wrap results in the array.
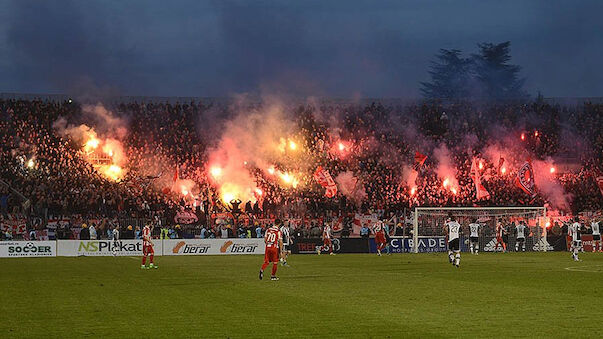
[
  {"xmin": 412, "ymin": 151, "xmax": 427, "ymax": 171},
  {"xmin": 597, "ymin": 176, "xmax": 603, "ymax": 197},
  {"xmin": 173, "ymin": 165, "xmax": 179, "ymax": 182},
  {"xmin": 515, "ymin": 160, "xmax": 536, "ymax": 196},
  {"xmin": 470, "ymin": 158, "xmax": 491, "ymax": 200},
  {"xmin": 497, "ymin": 156, "xmax": 505, "ymax": 172},
  {"xmin": 409, "ymin": 151, "xmax": 427, "ymax": 188},
  {"xmin": 314, "ymin": 166, "xmax": 337, "ymax": 198},
  {"xmin": 415, "ymin": 151, "xmax": 427, "ymax": 166}
]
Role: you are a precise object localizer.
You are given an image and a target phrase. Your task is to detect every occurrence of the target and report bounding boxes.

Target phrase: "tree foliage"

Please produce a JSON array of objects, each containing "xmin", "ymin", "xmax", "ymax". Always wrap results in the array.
[{"xmin": 421, "ymin": 41, "xmax": 527, "ymax": 100}]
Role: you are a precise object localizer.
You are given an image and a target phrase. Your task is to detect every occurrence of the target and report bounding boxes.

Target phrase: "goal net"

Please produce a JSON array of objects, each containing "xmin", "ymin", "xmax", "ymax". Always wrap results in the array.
[{"xmin": 412, "ymin": 206, "xmax": 549, "ymax": 253}]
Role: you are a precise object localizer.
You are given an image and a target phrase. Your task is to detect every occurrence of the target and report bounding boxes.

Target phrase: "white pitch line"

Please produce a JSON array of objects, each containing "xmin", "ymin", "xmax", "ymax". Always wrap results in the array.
[{"xmin": 564, "ymin": 264, "xmax": 603, "ymax": 273}]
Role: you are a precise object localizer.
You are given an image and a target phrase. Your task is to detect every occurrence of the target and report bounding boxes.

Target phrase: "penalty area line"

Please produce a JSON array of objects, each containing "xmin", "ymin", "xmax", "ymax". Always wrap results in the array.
[{"xmin": 564, "ymin": 264, "xmax": 603, "ymax": 273}]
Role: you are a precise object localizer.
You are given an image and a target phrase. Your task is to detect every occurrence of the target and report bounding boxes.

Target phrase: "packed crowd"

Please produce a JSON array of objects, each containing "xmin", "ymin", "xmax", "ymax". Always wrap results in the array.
[{"xmin": 1, "ymin": 98, "xmax": 601, "ymax": 237}]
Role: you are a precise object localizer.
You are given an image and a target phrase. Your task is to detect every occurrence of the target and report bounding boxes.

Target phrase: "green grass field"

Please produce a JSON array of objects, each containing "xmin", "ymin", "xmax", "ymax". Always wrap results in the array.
[{"xmin": 1, "ymin": 252, "xmax": 602, "ymax": 338}]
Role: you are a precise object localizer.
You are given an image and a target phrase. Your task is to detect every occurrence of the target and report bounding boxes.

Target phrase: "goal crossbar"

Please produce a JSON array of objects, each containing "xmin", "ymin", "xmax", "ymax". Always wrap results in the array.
[{"xmin": 412, "ymin": 206, "xmax": 547, "ymax": 253}]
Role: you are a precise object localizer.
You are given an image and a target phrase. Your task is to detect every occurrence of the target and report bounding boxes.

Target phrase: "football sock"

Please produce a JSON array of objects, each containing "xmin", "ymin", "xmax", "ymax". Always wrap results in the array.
[
  {"xmin": 454, "ymin": 253, "xmax": 460, "ymax": 266},
  {"xmin": 142, "ymin": 256, "xmax": 146, "ymax": 265},
  {"xmin": 149, "ymin": 254, "xmax": 154, "ymax": 264},
  {"xmin": 261, "ymin": 262, "xmax": 269, "ymax": 271},
  {"xmin": 271, "ymin": 263, "xmax": 278, "ymax": 276}
]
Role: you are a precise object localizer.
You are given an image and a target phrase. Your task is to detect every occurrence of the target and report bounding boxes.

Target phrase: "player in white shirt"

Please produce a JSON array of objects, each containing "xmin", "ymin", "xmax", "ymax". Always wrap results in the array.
[
  {"xmin": 111, "ymin": 225, "xmax": 120, "ymax": 256},
  {"xmin": 445, "ymin": 213, "xmax": 461, "ymax": 267},
  {"xmin": 515, "ymin": 220, "xmax": 530, "ymax": 252},
  {"xmin": 318, "ymin": 224, "xmax": 334, "ymax": 255},
  {"xmin": 280, "ymin": 221, "xmax": 292, "ymax": 266},
  {"xmin": 568, "ymin": 217, "xmax": 582, "ymax": 261},
  {"xmin": 589, "ymin": 218, "xmax": 601, "ymax": 252},
  {"xmin": 468, "ymin": 219, "xmax": 481, "ymax": 255},
  {"xmin": 141, "ymin": 224, "xmax": 158, "ymax": 269}
]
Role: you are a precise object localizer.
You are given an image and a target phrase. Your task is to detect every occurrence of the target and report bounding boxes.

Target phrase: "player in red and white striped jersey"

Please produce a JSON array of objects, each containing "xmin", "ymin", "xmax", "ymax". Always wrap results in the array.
[
  {"xmin": 259, "ymin": 219, "xmax": 283, "ymax": 281},
  {"xmin": 141, "ymin": 224, "xmax": 158, "ymax": 269},
  {"xmin": 373, "ymin": 221, "xmax": 387, "ymax": 256},
  {"xmin": 318, "ymin": 223, "xmax": 334, "ymax": 255}
]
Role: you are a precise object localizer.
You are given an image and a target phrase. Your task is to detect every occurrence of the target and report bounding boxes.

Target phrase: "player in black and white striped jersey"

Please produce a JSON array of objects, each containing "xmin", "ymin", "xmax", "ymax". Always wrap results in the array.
[
  {"xmin": 589, "ymin": 218, "xmax": 601, "ymax": 252},
  {"xmin": 514, "ymin": 220, "xmax": 530, "ymax": 252},
  {"xmin": 468, "ymin": 219, "xmax": 481, "ymax": 255},
  {"xmin": 445, "ymin": 213, "xmax": 461, "ymax": 268},
  {"xmin": 568, "ymin": 217, "xmax": 582, "ymax": 261},
  {"xmin": 280, "ymin": 221, "xmax": 292, "ymax": 266}
]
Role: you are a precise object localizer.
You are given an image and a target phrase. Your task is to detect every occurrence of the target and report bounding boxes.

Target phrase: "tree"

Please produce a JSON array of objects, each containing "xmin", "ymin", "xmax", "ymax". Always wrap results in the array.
[
  {"xmin": 420, "ymin": 49, "xmax": 472, "ymax": 100},
  {"xmin": 472, "ymin": 41, "xmax": 526, "ymax": 100}
]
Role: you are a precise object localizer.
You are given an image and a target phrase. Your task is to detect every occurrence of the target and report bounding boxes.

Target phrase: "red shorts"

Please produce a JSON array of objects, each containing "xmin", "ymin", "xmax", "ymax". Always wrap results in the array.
[
  {"xmin": 264, "ymin": 247, "xmax": 279, "ymax": 263},
  {"xmin": 375, "ymin": 233, "xmax": 386, "ymax": 244},
  {"xmin": 143, "ymin": 244, "xmax": 154, "ymax": 255}
]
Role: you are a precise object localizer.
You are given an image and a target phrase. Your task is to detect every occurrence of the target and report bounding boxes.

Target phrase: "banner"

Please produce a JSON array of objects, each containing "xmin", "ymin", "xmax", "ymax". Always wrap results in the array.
[
  {"xmin": 23, "ymin": 229, "xmax": 49, "ymax": 241},
  {"xmin": 0, "ymin": 241, "xmax": 56, "ymax": 258},
  {"xmin": 174, "ymin": 210, "xmax": 198, "ymax": 224},
  {"xmin": 57, "ymin": 240, "xmax": 163, "ymax": 257},
  {"xmin": 353, "ymin": 213, "xmax": 379, "ymax": 235},
  {"xmin": 163, "ymin": 239, "xmax": 265, "ymax": 255},
  {"xmin": 371, "ymin": 236, "xmax": 447, "ymax": 253},
  {"xmin": 291, "ymin": 238, "xmax": 369, "ymax": 254},
  {"xmin": 313, "ymin": 166, "xmax": 337, "ymax": 198},
  {"xmin": 470, "ymin": 158, "xmax": 490, "ymax": 200},
  {"xmin": 0, "ymin": 219, "xmax": 27, "ymax": 235},
  {"xmin": 579, "ymin": 235, "xmax": 596, "ymax": 252},
  {"xmin": 516, "ymin": 160, "xmax": 536, "ymax": 196}
]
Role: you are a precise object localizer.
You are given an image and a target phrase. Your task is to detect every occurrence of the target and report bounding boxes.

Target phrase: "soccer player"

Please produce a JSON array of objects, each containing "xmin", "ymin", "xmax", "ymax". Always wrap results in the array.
[
  {"xmin": 259, "ymin": 219, "xmax": 283, "ymax": 281},
  {"xmin": 568, "ymin": 217, "xmax": 582, "ymax": 261},
  {"xmin": 515, "ymin": 220, "xmax": 529, "ymax": 252},
  {"xmin": 590, "ymin": 218, "xmax": 601, "ymax": 252},
  {"xmin": 468, "ymin": 218, "xmax": 481, "ymax": 255},
  {"xmin": 112, "ymin": 225, "xmax": 120, "ymax": 257},
  {"xmin": 141, "ymin": 224, "xmax": 158, "ymax": 269},
  {"xmin": 445, "ymin": 214, "xmax": 461, "ymax": 267},
  {"xmin": 373, "ymin": 221, "xmax": 387, "ymax": 256},
  {"xmin": 318, "ymin": 223, "xmax": 335, "ymax": 255},
  {"xmin": 280, "ymin": 221, "xmax": 292, "ymax": 266},
  {"xmin": 495, "ymin": 218, "xmax": 507, "ymax": 252}
]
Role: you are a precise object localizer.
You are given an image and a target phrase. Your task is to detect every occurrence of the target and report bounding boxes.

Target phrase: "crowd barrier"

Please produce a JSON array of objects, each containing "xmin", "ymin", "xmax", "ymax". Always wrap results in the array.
[
  {"xmin": 163, "ymin": 239, "xmax": 265, "ymax": 256},
  {"xmin": 0, "ymin": 238, "xmax": 266, "ymax": 258},
  {"xmin": 291, "ymin": 238, "xmax": 369, "ymax": 254},
  {"xmin": 0, "ymin": 241, "xmax": 56, "ymax": 258},
  {"xmin": 0, "ymin": 235, "xmax": 575, "ymax": 258}
]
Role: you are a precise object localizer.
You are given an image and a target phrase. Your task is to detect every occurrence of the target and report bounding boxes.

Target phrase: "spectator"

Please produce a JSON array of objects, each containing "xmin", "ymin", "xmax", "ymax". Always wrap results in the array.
[
  {"xmin": 89, "ymin": 224, "xmax": 97, "ymax": 240},
  {"xmin": 255, "ymin": 223, "xmax": 263, "ymax": 238},
  {"xmin": 80, "ymin": 224, "xmax": 90, "ymax": 240},
  {"xmin": 360, "ymin": 224, "xmax": 371, "ymax": 238}
]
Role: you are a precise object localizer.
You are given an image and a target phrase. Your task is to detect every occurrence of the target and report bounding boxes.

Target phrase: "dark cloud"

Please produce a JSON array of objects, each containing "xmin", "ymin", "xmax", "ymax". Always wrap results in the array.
[{"xmin": 1, "ymin": 0, "xmax": 602, "ymax": 98}]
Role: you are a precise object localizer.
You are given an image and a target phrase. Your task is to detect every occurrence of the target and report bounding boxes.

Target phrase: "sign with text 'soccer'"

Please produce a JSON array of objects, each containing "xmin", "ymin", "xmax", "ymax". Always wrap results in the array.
[
  {"xmin": 57, "ymin": 240, "xmax": 163, "ymax": 257},
  {"xmin": 163, "ymin": 239, "xmax": 265, "ymax": 255},
  {"xmin": 0, "ymin": 241, "xmax": 56, "ymax": 257}
]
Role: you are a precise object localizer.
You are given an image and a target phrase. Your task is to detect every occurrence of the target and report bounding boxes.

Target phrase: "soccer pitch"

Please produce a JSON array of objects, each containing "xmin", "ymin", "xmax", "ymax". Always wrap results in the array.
[{"xmin": 1, "ymin": 253, "xmax": 602, "ymax": 338}]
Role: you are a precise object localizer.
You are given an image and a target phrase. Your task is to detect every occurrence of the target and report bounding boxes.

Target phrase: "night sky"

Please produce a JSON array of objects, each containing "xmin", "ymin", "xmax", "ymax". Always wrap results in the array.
[{"xmin": 1, "ymin": 0, "xmax": 602, "ymax": 98}]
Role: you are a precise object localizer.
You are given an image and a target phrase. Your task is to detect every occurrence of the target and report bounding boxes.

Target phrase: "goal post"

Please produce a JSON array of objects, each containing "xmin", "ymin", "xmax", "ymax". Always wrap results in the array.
[{"xmin": 412, "ymin": 206, "xmax": 548, "ymax": 253}]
